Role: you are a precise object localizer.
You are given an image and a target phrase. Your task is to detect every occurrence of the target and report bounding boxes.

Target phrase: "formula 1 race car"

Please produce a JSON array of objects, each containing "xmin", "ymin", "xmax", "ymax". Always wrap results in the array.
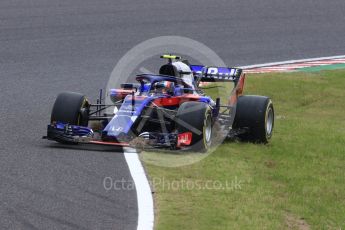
[{"xmin": 44, "ymin": 55, "xmax": 274, "ymax": 151}]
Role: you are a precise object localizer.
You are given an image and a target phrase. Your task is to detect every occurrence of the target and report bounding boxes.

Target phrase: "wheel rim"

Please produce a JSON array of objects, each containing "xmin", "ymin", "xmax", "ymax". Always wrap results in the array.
[
  {"xmin": 205, "ymin": 115, "xmax": 212, "ymax": 143},
  {"xmin": 266, "ymin": 107, "xmax": 274, "ymax": 135}
]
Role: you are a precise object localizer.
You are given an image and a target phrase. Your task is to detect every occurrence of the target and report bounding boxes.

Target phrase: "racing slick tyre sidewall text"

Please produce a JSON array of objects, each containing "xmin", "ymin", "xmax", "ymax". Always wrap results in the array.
[
  {"xmin": 51, "ymin": 92, "xmax": 90, "ymax": 127},
  {"xmin": 233, "ymin": 95, "xmax": 274, "ymax": 143},
  {"xmin": 176, "ymin": 102, "xmax": 212, "ymax": 152}
]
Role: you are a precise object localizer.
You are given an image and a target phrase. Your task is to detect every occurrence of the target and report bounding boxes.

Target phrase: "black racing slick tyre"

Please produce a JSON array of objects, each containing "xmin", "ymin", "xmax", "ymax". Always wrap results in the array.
[
  {"xmin": 51, "ymin": 92, "xmax": 89, "ymax": 126},
  {"xmin": 233, "ymin": 95, "xmax": 274, "ymax": 143},
  {"xmin": 176, "ymin": 102, "xmax": 212, "ymax": 152}
]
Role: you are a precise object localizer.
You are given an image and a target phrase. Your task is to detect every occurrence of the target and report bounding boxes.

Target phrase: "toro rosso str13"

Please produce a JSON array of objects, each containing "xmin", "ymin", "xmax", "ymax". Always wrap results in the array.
[{"xmin": 44, "ymin": 55, "xmax": 274, "ymax": 151}]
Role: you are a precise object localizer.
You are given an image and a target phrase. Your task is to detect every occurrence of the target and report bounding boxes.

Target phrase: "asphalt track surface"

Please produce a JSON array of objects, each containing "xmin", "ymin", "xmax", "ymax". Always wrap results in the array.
[{"xmin": 1, "ymin": 0, "xmax": 345, "ymax": 229}]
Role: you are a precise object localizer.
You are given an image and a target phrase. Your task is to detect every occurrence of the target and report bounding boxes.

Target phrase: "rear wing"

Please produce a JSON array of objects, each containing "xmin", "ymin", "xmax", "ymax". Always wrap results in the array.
[{"xmin": 190, "ymin": 65, "xmax": 243, "ymax": 82}]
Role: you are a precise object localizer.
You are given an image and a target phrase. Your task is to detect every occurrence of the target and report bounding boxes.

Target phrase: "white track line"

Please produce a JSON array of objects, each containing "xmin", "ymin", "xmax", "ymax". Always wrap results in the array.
[
  {"xmin": 124, "ymin": 150, "xmax": 154, "ymax": 230},
  {"xmin": 239, "ymin": 55, "xmax": 345, "ymax": 69}
]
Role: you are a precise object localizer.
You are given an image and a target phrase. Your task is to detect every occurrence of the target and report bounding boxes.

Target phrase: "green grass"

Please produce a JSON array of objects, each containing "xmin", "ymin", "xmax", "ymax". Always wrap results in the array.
[{"xmin": 143, "ymin": 70, "xmax": 345, "ymax": 229}]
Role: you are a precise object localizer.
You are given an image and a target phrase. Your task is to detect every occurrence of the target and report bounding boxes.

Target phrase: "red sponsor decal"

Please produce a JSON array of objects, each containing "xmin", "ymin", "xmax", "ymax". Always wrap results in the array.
[
  {"xmin": 153, "ymin": 97, "xmax": 181, "ymax": 106},
  {"xmin": 177, "ymin": 132, "xmax": 192, "ymax": 147}
]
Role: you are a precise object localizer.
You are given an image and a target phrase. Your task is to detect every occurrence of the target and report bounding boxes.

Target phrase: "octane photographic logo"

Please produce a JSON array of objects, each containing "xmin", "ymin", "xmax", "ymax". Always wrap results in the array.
[
  {"xmin": 106, "ymin": 36, "xmax": 228, "ymax": 167},
  {"xmin": 103, "ymin": 176, "xmax": 243, "ymax": 192}
]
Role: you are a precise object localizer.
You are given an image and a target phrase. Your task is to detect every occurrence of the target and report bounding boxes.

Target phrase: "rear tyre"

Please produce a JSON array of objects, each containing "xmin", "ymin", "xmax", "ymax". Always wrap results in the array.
[
  {"xmin": 51, "ymin": 92, "xmax": 89, "ymax": 126},
  {"xmin": 233, "ymin": 95, "xmax": 274, "ymax": 143},
  {"xmin": 176, "ymin": 102, "xmax": 212, "ymax": 152}
]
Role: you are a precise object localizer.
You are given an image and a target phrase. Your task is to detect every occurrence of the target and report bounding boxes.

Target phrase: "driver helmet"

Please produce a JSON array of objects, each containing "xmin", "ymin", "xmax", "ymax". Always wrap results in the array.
[{"xmin": 152, "ymin": 81, "xmax": 174, "ymax": 94}]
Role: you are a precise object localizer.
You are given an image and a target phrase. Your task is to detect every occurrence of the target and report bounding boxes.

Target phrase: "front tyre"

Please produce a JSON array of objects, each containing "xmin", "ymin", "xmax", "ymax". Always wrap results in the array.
[
  {"xmin": 176, "ymin": 102, "xmax": 212, "ymax": 152},
  {"xmin": 233, "ymin": 95, "xmax": 274, "ymax": 143},
  {"xmin": 51, "ymin": 92, "xmax": 89, "ymax": 126}
]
